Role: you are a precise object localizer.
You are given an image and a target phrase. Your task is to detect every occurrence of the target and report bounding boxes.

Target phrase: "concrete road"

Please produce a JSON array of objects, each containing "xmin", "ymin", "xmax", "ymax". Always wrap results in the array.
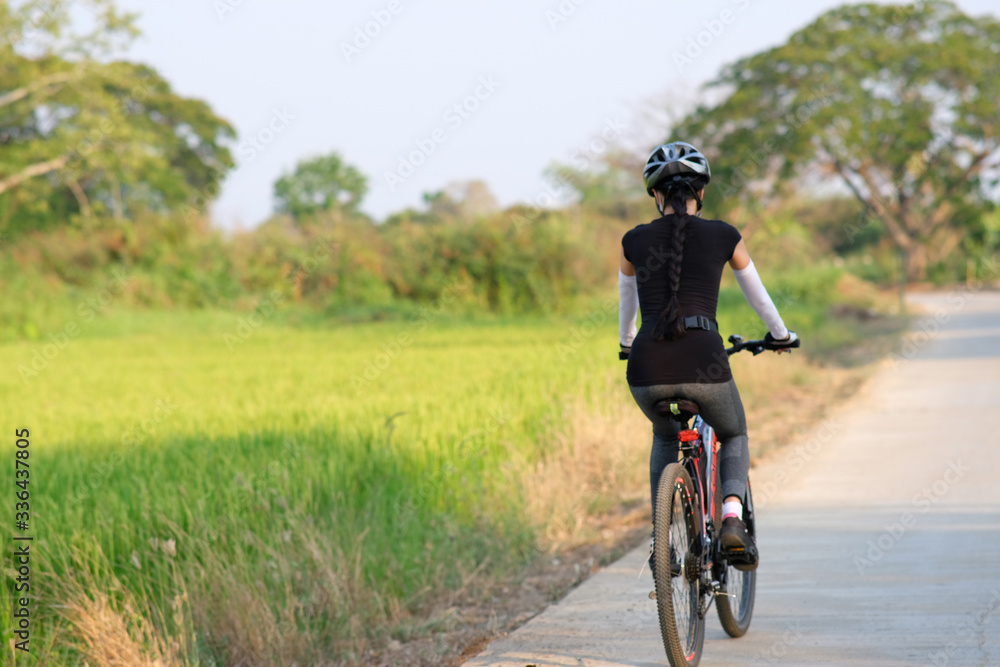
[{"xmin": 465, "ymin": 291, "xmax": 1000, "ymax": 667}]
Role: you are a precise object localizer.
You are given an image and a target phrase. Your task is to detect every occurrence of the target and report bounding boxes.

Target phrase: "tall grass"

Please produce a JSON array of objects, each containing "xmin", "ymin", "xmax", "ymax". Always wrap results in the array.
[{"xmin": 0, "ymin": 271, "xmax": 892, "ymax": 664}]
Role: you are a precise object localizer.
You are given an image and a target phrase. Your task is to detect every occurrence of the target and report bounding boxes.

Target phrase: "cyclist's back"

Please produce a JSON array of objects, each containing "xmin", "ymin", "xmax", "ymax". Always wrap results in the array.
[{"xmin": 622, "ymin": 215, "xmax": 740, "ymax": 386}]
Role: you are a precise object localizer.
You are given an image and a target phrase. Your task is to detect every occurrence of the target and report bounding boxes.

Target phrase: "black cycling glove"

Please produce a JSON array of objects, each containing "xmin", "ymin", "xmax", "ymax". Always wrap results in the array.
[{"xmin": 765, "ymin": 331, "xmax": 799, "ymax": 347}]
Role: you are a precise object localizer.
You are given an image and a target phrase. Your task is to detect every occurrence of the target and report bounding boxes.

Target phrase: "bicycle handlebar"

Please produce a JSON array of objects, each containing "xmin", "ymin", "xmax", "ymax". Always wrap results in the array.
[
  {"xmin": 618, "ymin": 334, "xmax": 800, "ymax": 360},
  {"xmin": 724, "ymin": 334, "xmax": 800, "ymax": 357}
]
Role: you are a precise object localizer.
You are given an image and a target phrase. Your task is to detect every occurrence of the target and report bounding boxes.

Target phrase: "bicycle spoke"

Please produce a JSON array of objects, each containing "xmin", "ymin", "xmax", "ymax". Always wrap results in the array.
[
  {"xmin": 726, "ymin": 566, "xmax": 745, "ymax": 615},
  {"xmin": 670, "ymin": 484, "xmax": 696, "ymax": 655}
]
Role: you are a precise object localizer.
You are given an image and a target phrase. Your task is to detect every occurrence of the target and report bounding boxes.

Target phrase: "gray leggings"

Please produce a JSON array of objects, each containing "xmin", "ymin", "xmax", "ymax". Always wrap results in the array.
[{"xmin": 629, "ymin": 379, "xmax": 749, "ymax": 523}]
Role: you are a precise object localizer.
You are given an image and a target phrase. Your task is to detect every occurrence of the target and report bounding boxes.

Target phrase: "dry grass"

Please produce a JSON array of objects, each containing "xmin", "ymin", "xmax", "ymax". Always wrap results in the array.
[
  {"xmin": 64, "ymin": 593, "xmax": 186, "ymax": 667},
  {"xmin": 177, "ymin": 518, "xmax": 381, "ymax": 666},
  {"xmin": 522, "ymin": 374, "xmax": 649, "ymax": 550},
  {"xmin": 48, "ymin": 547, "xmax": 194, "ymax": 667},
  {"xmin": 522, "ymin": 353, "xmax": 872, "ymax": 552},
  {"xmin": 41, "ymin": 518, "xmax": 386, "ymax": 666}
]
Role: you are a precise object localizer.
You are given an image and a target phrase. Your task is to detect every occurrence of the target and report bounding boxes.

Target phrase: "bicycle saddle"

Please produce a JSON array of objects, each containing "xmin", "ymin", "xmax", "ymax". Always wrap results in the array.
[{"xmin": 652, "ymin": 398, "xmax": 700, "ymax": 423}]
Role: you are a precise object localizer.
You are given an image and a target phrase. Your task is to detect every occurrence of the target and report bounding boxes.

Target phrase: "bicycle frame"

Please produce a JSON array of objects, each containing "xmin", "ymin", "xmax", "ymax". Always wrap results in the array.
[
  {"xmin": 675, "ymin": 413, "xmax": 755, "ymax": 617},
  {"xmin": 690, "ymin": 415, "xmax": 718, "ymax": 532},
  {"xmin": 675, "ymin": 417, "xmax": 717, "ymax": 617}
]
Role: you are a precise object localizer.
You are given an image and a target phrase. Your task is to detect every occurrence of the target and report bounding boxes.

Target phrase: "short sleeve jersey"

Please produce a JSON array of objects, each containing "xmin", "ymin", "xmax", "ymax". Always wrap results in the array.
[{"xmin": 621, "ymin": 215, "xmax": 742, "ymax": 386}]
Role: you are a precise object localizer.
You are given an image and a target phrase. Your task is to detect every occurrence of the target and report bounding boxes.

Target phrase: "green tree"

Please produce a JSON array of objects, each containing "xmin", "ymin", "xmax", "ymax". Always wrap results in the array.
[
  {"xmin": 273, "ymin": 152, "xmax": 367, "ymax": 220},
  {"xmin": 674, "ymin": 0, "xmax": 1000, "ymax": 280},
  {"xmin": 0, "ymin": 0, "xmax": 235, "ymax": 234}
]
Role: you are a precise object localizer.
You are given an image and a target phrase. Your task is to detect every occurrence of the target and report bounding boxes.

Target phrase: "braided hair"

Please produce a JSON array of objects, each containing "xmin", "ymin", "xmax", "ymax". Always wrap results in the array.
[{"xmin": 652, "ymin": 177, "xmax": 707, "ymax": 342}]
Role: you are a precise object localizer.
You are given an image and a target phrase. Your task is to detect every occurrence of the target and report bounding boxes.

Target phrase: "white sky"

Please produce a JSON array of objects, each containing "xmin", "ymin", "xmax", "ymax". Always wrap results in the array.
[{"xmin": 113, "ymin": 0, "xmax": 998, "ymax": 228}]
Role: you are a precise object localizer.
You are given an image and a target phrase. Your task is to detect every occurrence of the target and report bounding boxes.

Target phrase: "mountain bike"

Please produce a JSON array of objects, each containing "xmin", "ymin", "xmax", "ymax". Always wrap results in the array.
[{"xmin": 625, "ymin": 334, "xmax": 800, "ymax": 667}]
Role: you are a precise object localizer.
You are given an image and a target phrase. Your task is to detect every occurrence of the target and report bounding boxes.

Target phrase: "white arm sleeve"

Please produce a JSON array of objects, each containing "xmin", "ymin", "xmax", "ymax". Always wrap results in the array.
[
  {"xmin": 733, "ymin": 260, "xmax": 789, "ymax": 340},
  {"xmin": 618, "ymin": 270, "xmax": 638, "ymax": 346}
]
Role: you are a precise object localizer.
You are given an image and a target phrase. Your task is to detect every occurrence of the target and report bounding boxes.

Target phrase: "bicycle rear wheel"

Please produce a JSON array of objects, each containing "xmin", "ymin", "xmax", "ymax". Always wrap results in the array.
[
  {"xmin": 654, "ymin": 463, "xmax": 705, "ymax": 667},
  {"xmin": 716, "ymin": 479, "xmax": 757, "ymax": 637}
]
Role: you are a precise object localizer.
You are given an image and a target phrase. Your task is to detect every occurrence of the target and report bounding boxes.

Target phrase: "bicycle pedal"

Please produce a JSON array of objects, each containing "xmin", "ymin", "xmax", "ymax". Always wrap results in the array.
[{"xmin": 721, "ymin": 545, "xmax": 759, "ymax": 572}]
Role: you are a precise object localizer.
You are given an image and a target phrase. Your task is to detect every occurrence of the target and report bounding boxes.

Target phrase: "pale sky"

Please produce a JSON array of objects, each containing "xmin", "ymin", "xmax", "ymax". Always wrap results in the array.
[{"xmin": 113, "ymin": 0, "xmax": 998, "ymax": 228}]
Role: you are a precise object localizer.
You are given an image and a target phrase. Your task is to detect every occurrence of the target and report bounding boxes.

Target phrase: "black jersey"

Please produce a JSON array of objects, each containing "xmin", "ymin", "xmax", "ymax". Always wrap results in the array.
[{"xmin": 622, "ymin": 215, "xmax": 742, "ymax": 386}]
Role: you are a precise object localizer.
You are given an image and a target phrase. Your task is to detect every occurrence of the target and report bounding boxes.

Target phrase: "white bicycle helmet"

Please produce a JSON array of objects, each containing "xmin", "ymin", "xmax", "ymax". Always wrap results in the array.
[{"xmin": 643, "ymin": 141, "xmax": 711, "ymax": 196}]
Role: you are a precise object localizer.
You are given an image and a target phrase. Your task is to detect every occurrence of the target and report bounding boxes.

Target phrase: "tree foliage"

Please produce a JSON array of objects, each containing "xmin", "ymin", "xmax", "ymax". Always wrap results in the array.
[
  {"xmin": 674, "ymin": 0, "xmax": 1000, "ymax": 279},
  {"xmin": 423, "ymin": 179, "xmax": 499, "ymax": 220},
  {"xmin": 0, "ymin": 0, "xmax": 235, "ymax": 235},
  {"xmin": 548, "ymin": 148, "xmax": 647, "ymax": 222},
  {"xmin": 273, "ymin": 152, "xmax": 368, "ymax": 220}
]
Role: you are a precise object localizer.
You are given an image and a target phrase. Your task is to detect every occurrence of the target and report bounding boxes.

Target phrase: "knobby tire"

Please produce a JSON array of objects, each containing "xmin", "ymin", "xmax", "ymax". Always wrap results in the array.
[
  {"xmin": 654, "ymin": 463, "xmax": 705, "ymax": 667},
  {"xmin": 715, "ymin": 478, "xmax": 757, "ymax": 637}
]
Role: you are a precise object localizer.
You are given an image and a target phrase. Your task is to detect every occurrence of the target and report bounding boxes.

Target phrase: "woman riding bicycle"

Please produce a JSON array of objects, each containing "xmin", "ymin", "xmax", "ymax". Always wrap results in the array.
[{"xmin": 619, "ymin": 141, "xmax": 797, "ymax": 570}]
